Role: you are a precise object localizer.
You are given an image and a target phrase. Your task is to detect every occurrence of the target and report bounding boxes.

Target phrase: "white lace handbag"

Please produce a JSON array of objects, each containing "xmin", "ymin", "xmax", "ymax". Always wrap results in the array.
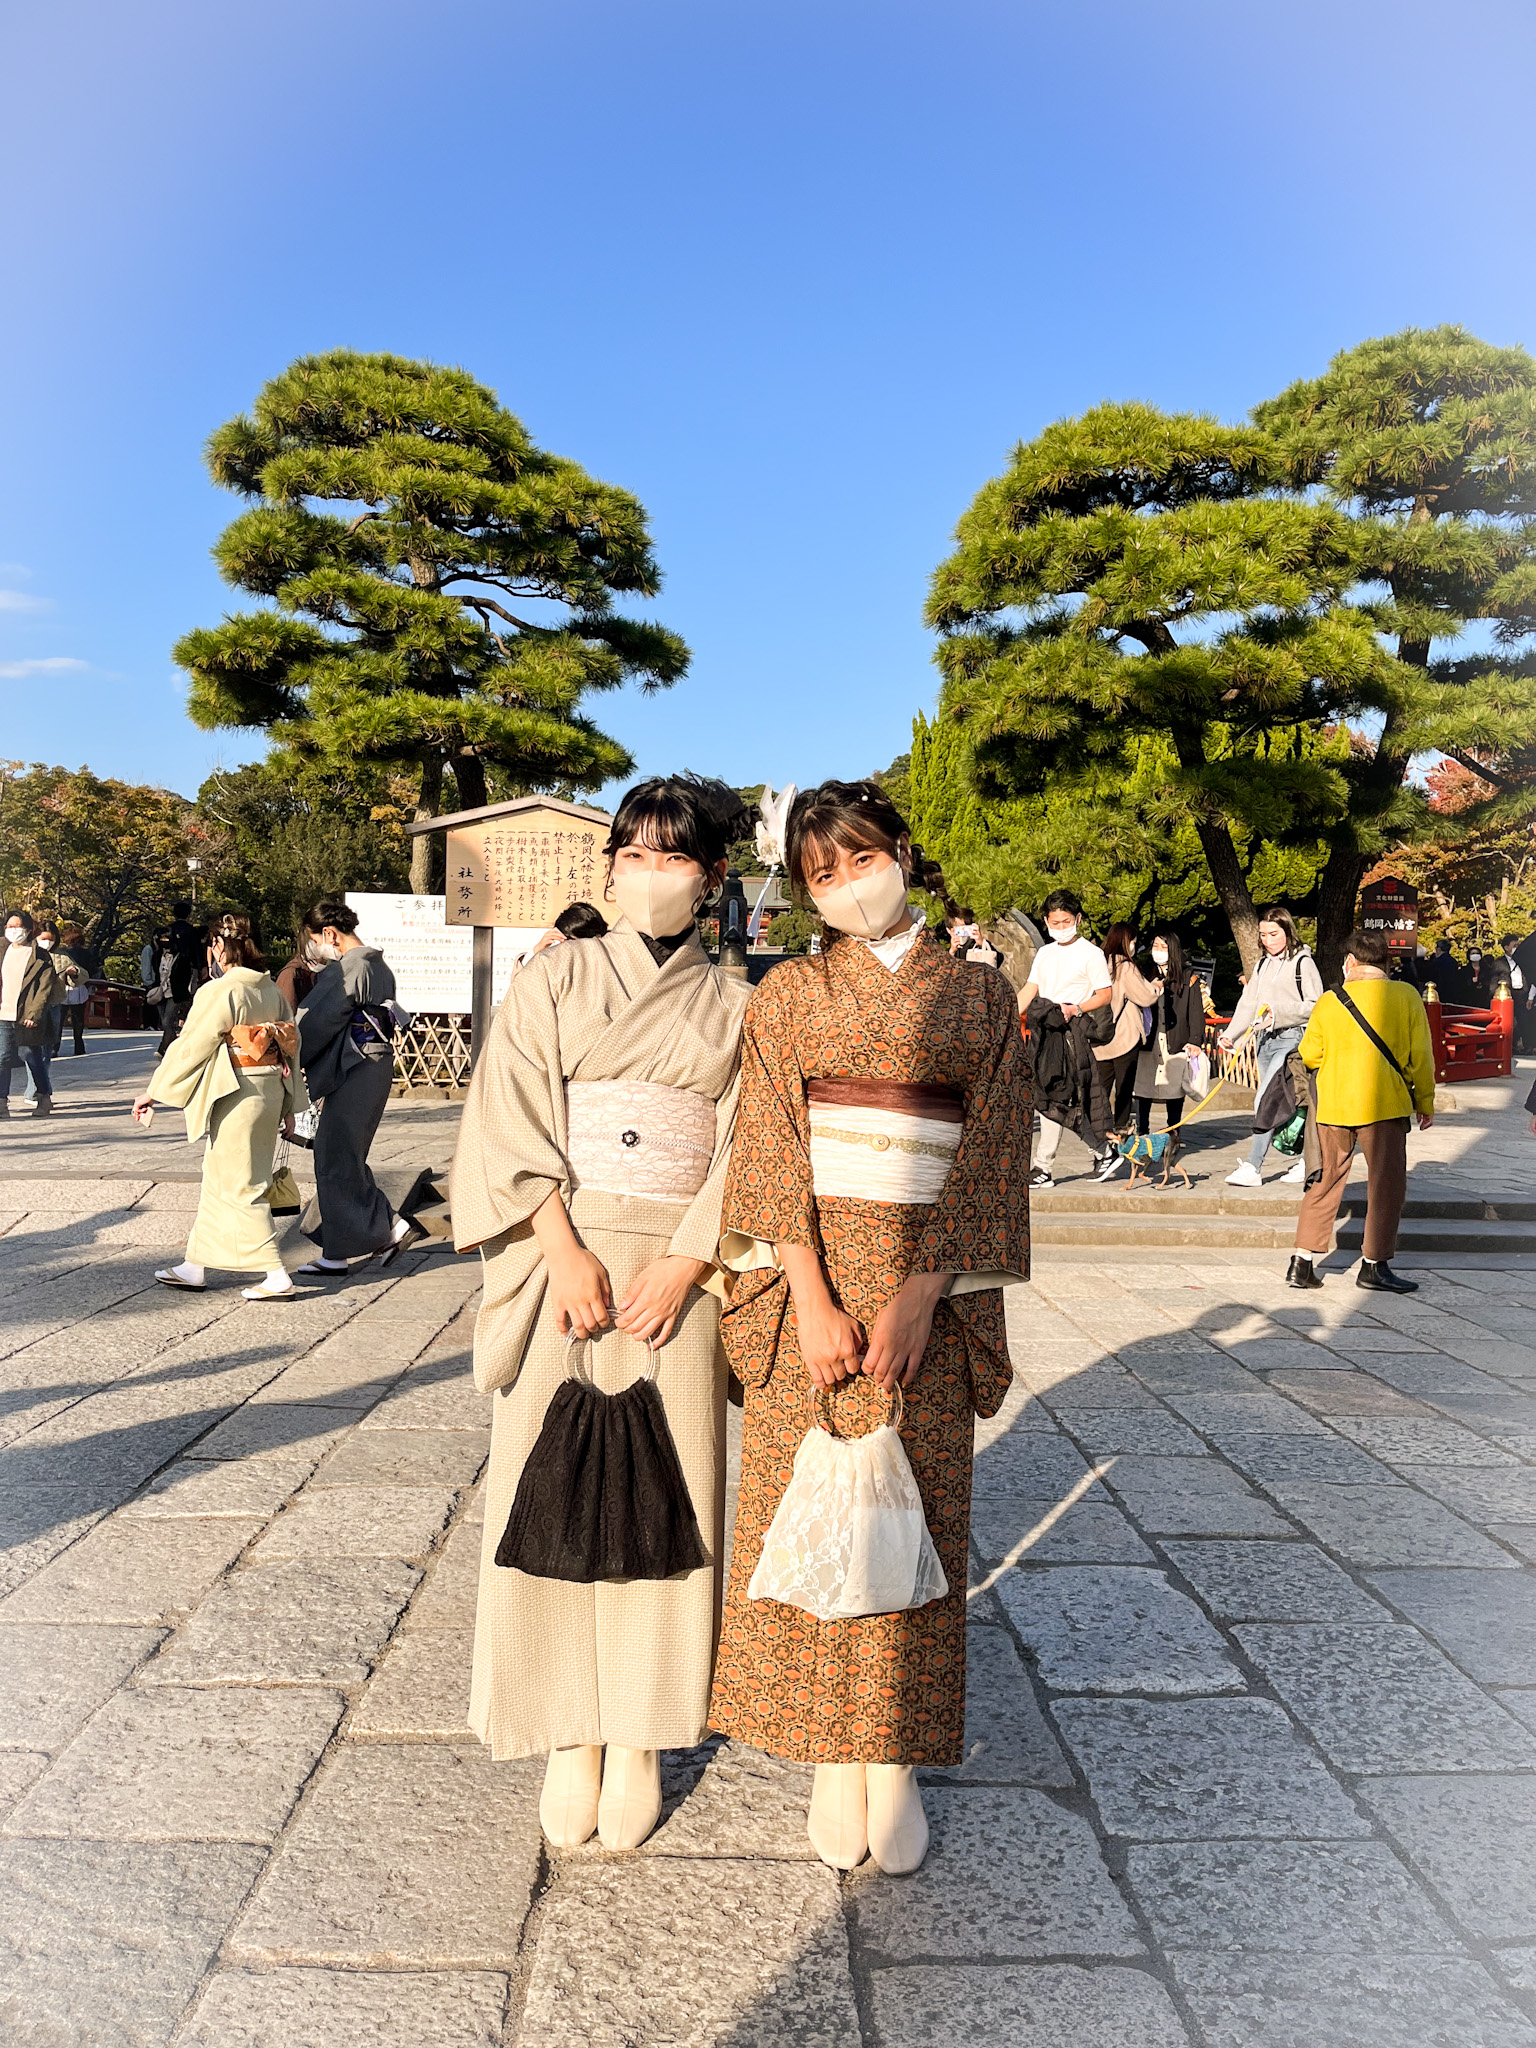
[{"xmin": 747, "ymin": 1385, "xmax": 949, "ymax": 1621}]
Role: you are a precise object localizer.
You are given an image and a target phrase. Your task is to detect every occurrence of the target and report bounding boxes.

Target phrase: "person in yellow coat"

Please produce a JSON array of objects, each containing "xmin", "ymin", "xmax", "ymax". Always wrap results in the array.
[
  {"xmin": 132, "ymin": 913, "xmax": 309, "ymax": 1301},
  {"xmin": 1288, "ymin": 925, "xmax": 1435, "ymax": 1296}
]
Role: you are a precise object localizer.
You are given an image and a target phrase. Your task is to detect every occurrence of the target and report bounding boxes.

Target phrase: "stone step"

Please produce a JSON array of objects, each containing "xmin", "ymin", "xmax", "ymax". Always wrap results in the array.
[
  {"xmin": 1336, "ymin": 1212, "xmax": 1536, "ymax": 1255},
  {"xmin": 1032, "ymin": 1211, "xmax": 1302, "ymax": 1249}
]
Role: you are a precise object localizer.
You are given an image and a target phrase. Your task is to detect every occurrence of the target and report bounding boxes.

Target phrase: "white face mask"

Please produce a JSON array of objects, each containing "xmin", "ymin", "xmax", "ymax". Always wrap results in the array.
[
  {"xmin": 1151, "ymin": 947, "xmax": 1169, "ymax": 966},
  {"xmin": 609, "ymin": 866, "xmax": 702, "ymax": 938},
  {"xmin": 310, "ymin": 940, "xmax": 341, "ymax": 964},
  {"xmin": 36, "ymin": 937, "xmax": 54, "ymax": 950},
  {"xmin": 809, "ymin": 856, "xmax": 911, "ymax": 940},
  {"xmin": 4, "ymin": 929, "xmax": 28, "ymax": 947},
  {"xmin": 1047, "ymin": 923, "xmax": 1077, "ymax": 945}
]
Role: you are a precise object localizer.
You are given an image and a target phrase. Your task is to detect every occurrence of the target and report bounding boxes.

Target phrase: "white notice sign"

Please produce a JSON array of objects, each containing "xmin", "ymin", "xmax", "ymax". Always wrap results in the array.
[{"xmin": 345, "ymin": 894, "xmax": 543, "ymax": 1013}]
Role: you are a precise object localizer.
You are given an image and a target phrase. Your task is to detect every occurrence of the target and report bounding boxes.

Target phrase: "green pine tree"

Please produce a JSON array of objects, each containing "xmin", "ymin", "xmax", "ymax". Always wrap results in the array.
[
  {"xmin": 174, "ymin": 351, "xmax": 688, "ymax": 891},
  {"xmin": 925, "ymin": 403, "xmax": 1390, "ymax": 969},
  {"xmin": 1254, "ymin": 325, "xmax": 1536, "ymax": 964}
]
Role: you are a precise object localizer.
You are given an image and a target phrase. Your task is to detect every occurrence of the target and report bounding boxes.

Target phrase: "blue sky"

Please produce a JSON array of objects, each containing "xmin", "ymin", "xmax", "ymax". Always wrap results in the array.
[{"xmin": 2, "ymin": 0, "xmax": 1533, "ymax": 806}]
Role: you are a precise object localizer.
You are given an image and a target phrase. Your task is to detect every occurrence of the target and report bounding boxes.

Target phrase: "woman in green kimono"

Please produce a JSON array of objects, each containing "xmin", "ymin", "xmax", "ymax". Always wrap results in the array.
[{"xmin": 132, "ymin": 914, "xmax": 308, "ymax": 1301}]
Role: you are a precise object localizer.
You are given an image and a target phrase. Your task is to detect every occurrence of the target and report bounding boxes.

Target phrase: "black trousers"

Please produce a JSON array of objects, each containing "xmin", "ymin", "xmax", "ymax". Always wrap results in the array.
[
  {"xmin": 1136, "ymin": 1094, "xmax": 1185, "ymax": 1135},
  {"xmin": 1100, "ymin": 1050, "xmax": 1139, "ymax": 1129},
  {"xmin": 156, "ymin": 999, "xmax": 191, "ymax": 1056}
]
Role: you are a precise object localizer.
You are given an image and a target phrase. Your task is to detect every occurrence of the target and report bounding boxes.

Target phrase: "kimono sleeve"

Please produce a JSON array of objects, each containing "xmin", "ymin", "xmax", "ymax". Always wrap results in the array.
[
  {"xmin": 668, "ymin": 1069, "xmax": 742, "ymax": 1265},
  {"xmin": 719, "ymin": 975, "xmax": 817, "ymax": 1253},
  {"xmin": 915, "ymin": 972, "xmax": 1032, "ymax": 1279},
  {"xmin": 450, "ymin": 952, "xmax": 570, "ymax": 1253},
  {"xmin": 146, "ymin": 981, "xmax": 233, "ymax": 1109}
]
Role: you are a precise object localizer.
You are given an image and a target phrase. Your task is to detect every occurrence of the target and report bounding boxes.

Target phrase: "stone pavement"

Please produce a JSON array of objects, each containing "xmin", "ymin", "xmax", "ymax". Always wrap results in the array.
[{"xmin": 3, "ymin": 1039, "xmax": 1536, "ymax": 2044}]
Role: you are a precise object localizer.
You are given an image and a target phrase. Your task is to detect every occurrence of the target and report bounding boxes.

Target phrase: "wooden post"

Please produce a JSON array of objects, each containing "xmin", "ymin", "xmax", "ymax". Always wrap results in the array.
[
  {"xmin": 470, "ymin": 924, "xmax": 494, "ymax": 1074},
  {"xmin": 1423, "ymin": 982, "xmax": 1446, "ymax": 1083}
]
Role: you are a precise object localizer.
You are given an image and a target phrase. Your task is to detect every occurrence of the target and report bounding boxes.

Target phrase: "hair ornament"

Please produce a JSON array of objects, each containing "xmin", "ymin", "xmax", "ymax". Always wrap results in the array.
[{"xmin": 753, "ymin": 783, "xmax": 798, "ymax": 873}]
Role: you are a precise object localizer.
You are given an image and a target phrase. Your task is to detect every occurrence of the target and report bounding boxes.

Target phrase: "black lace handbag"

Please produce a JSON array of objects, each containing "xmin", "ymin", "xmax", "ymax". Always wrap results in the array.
[{"xmin": 494, "ymin": 1334, "xmax": 709, "ymax": 1583}]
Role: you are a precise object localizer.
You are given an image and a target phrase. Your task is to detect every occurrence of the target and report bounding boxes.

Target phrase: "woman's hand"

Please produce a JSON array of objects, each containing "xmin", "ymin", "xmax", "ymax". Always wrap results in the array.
[
  {"xmin": 779, "ymin": 1242, "xmax": 864, "ymax": 1388},
  {"xmin": 131, "ymin": 1093, "xmax": 155, "ymax": 1124},
  {"xmin": 615, "ymin": 1255, "xmax": 709, "ymax": 1347},
  {"xmin": 862, "ymin": 1271, "xmax": 950, "ymax": 1392},
  {"xmin": 545, "ymin": 1243, "xmax": 613, "ymax": 1340}
]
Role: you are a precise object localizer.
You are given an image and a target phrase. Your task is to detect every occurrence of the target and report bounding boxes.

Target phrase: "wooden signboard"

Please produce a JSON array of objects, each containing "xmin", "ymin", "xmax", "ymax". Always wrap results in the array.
[
  {"xmin": 1358, "ymin": 877, "xmax": 1419, "ymax": 954},
  {"xmin": 445, "ymin": 802, "xmax": 611, "ymax": 930}
]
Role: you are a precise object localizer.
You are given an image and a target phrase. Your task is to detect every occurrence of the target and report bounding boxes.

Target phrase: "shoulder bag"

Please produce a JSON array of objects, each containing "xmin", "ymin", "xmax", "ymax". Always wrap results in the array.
[{"xmin": 1334, "ymin": 989, "xmax": 1415, "ymax": 1111}]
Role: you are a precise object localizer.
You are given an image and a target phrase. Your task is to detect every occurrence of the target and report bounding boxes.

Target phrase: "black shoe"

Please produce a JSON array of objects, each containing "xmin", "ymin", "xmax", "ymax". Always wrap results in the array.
[
  {"xmin": 1286, "ymin": 1256, "xmax": 1324, "ymax": 1290},
  {"xmin": 1356, "ymin": 1260, "xmax": 1418, "ymax": 1294},
  {"xmin": 1028, "ymin": 1167, "xmax": 1054, "ymax": 1190}
]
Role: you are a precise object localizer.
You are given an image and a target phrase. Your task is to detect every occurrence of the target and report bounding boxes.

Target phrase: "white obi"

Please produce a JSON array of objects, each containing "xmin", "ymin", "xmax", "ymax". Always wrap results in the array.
[
  {"xmin": 808, "ymin": 1106, "xmax": 961, "ymax": 1204},
  {"xmin": 565, "ymin": 1079, "xmax": 716, "ymax": 1203}
]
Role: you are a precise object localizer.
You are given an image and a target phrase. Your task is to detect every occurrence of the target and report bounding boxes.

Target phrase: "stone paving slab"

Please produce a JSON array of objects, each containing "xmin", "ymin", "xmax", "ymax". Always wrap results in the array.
[
  {"xmin": 1257, "ymin": 1480, "xmax": 1516, "ymax": 1568},
  {"xmin": 190, "ymin": 1402, "xmax": 360, "ymax": 1467},
  {"xmin": 0, "ymin": 1623, "xmax": 164, "ymax": 1752},
  {"xmin": 0, "ymin": 1752, "xmax": 48, "ymax": 1815},
  {"xmin": 252, "ymin": 1484, "xmax": 457, "ymax": 1560},
  {"xmin": 921, "ymin": 1625, "xmax": 1073, "ymax": 1786},
  {"xmin": 1330, "ymin": 1415, "xmax": 1521, "ymax": 1466},
  {"xmin": 230, "ymin": 1745, "xmax": 541, "ymax": 1968},
  {"xmin": 1404, "ymin": 1467, "xmax": 1536, "ymax": 1521},
  {"xmin": 1172, "ymin": 1953, "xmax": 1536, "ymax": 2048},
  {"xmin": 1056, "ymin": 1697, "xmax": 1368, "ymax": 1841},
  {"xmin": 1161, "ymin": 1539, "xmax": 1392, "ymax": 1623},
  {"xmin": 867, "ymin": 1963, "xmax": 1190, "ymax": 2048},
  {"xmin": 0, "ymin": 1837, "xmax": 267, "ymax": 2048},
  {"xmin": 850, "ymin": 1787, "xmax": 1142, "ymax": 1960},
  {"xmin": 6, "ymin": 1685, "xmax": 344, "ymax": 1842},
  {"xmin": 1265, "ymin": 1369, "xmax": 1433, "ymax": 1416},
  {"xmin": 1101, "ymin": 1455, "xmax": 1292, "ymax": 1535},
  {"xmin": 1130, "ymin": 1838, "xmax": 1458, "ymax": 1952},
  {"xmin": 1220, "ymin": 1432, "xmax": 1403, "ymax": 1486},
  {"xmin": 997, "ymin": 1565, "xmax": 1244, "ymax": 1694},
  {"xmin": 352, "ymin": 1627, "xmax": 473, "ymax": 1740},
  {"xmin": 182, "ymin": 1967, "xmax": 509, "ymax": 2048},
  {"xmin": 627, "ymin": 1740, "xmax": 819, "ymax": 1860},
  {"xmin": 1356, "ymin": 1774, "xmax": 1536, "ymax": 1941},
  {"xmin": 118, "ymin": 1455, "xmax": 314, "ymax": 1520},
  {"xmin": 517, "ymin": 1856, "xmax": 859, "ymax": 2046},
  {"xmin": 0, "ymin": 1515, "xmax": 260, "ymax": 1623},
  {"xmin": 1236, "ymin": 1623, "xmax": 1536, "ymax": 1771},
  {"xmin": 402, "ymin": 1518, "xmax": 484, "ymax": 1630},
  {"xmin": 971, "ymin": 1493, "xmax": 1154, "ymax": 1567},
  {"xmin": 1368, "ymin": 1568, "xmax": 1536, "ymax": 1684},
  {"xmin": 146, "ymin": 1557, "xmax": 420, "ymax": 1686},
  {"xmin": 309, "ymin": 1426, "xmax": 490, "ymax": 1490}
]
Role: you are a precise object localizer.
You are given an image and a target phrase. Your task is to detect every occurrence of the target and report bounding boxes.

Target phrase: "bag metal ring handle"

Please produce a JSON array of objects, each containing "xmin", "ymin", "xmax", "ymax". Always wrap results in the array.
[
  {"xmin": 812, "ymin": 1377, "xmax": 903, "ymax": 1439},
  {"xmin": 564, "ymin": 1329, "xmax": 663, "ymax": 1387}
]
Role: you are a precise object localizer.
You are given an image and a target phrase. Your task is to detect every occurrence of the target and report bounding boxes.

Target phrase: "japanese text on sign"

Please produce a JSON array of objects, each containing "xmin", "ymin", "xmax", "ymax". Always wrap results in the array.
[{"xmin": 446, "ymin": 808, "xmax": 610, "ymax": 929}]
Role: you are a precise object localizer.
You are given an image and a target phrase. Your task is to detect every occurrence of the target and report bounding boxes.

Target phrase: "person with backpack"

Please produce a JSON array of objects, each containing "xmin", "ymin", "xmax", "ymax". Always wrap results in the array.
[
  {"xmin": 154, "ymin": 900, "xmax": 204, "ymax": 1054},
  {"xmin": 1287, "ymin": 926, "xmax": 1435, "ymax": 1295},
  {"xmin": 1219, "ymin": 907, "xmax": 1323, "ymax": 1188}
]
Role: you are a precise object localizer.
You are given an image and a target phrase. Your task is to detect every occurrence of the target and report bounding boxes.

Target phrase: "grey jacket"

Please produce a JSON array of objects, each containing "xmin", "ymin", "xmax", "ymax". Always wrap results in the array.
[
  {"xmin": 1227, "ymin": 946, "xmax": 1323, "ymax": 1038},
  {"xmin": 297, "ymin": 946, "xmax": 396, "ymax": 1099}
]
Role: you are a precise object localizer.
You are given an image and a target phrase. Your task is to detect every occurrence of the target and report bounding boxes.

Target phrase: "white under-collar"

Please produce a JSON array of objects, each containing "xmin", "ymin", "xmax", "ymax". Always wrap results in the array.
[{"xmin": 858, "ymin": 910, "xmax": 925, "ymax": 972}]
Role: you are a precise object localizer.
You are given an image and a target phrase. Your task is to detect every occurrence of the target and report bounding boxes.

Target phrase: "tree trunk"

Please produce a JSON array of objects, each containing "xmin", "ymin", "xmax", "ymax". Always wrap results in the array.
[
  {"xmin": 410, "ymin": 755, "xmax": 444, "ymax": 895},
  {"xmin": 1314, "ymin": 841, "xmax": 1369, "ymax": 985},
  {"xmin": 1192, "ymin": 816, "xmax": 1261, "ymax": 974},
  {"xmin": 453, "ymin": 752, "xmax": 488, "ymax": 813}
]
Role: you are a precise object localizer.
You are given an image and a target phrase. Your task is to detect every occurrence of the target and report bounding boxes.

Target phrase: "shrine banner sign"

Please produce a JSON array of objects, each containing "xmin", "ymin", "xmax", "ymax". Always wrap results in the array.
[
  {"xmin": 446, "ymin": 802, "xmax": 611, "ymax": 930},
  {"xmin": 1358, "ymin": 877, "xmax": 1420, "ymax": 954}
]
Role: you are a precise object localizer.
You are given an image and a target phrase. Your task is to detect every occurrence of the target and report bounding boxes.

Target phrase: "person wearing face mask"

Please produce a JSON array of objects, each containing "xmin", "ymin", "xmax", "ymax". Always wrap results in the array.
[
  {"xmin": 0, "ymin": 911, "xmax": 63, "ymax": 1118},
  {"xmin": 292, "ymin": 899, "xmax": 414, "ymax": 1277},
  {"xmin": 1218, "ymin": 907, "xmax": 1322, "ymax": 1188},
  {"xmin": 1132, "ymin": 929, "xmax": 1207, "ymax": 1145},
  {"xmin": 451, "ymin": 776, "xmax": 752, "ymax": 1855},
  {"xmin": 708, "ymin": 781, "xmax": 1030, "ymax": 1878},
  {"xmin": 1017, "ymin": 889, "xmax": 1115, "ymax": 1188}
]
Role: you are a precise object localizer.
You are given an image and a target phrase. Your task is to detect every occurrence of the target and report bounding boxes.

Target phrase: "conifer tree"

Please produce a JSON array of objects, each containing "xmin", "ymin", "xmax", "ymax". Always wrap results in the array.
[
  {"xmin": 925, "ymin": 404, "xmax": 1389, "ymax": 969},
  {"xmin": 1254, "ymin": 326, "xmax": 1536, "ymax": 964},
  {"xmin": 174, "ymin": 351, "xmax": 688, "ymax": 891}
]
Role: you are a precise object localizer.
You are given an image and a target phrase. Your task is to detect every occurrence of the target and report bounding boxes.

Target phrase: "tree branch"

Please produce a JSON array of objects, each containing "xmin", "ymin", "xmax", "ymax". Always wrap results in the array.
[
  {"xmin": 1440, "ymin": 748, "xmax": 1510, "ymax": 791},
  {"xmin": 457, "ymin": 593, "xmax": 537, "ymax": 633}
]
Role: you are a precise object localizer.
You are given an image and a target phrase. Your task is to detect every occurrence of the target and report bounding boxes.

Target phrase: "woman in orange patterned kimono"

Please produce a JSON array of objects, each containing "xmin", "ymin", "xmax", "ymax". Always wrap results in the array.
[{"xmin": 709, "ymin": 780, "xmax": 1030, "ymax": 1875}]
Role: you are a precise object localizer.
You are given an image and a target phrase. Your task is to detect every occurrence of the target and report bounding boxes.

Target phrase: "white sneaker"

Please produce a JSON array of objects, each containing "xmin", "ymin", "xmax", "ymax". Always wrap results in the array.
[
  {"xmin": 1225, "ymin": 1162, "xmax": 1263, "ymax": 1188},
  {"xmin": 1282, "ymin": 1158, "xmax": 1306, "ymax": 1183}
]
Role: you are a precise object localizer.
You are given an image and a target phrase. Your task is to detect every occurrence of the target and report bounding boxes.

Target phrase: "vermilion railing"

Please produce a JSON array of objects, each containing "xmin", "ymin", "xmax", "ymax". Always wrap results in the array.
[{"xmin": 1422, "ymin": 984, "xmax": 1515, "ymax": 1083}]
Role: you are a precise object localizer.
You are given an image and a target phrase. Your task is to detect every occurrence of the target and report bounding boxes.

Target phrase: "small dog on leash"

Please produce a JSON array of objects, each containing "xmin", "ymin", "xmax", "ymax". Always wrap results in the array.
[{"xmin": 1115, "ymin": 1126, "xmax": 1191, "ymax": 1192}]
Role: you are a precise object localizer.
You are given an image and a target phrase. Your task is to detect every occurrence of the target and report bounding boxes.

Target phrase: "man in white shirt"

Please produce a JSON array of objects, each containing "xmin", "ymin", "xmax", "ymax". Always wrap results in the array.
[{"xmin": 1018, "ymin": 890, "xmax": 1113, "ymax": 1187}]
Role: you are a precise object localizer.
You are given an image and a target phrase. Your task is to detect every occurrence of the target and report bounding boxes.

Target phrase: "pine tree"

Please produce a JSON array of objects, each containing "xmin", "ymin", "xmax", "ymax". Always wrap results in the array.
[
  {"xmin": 1254, "ymin": 326, "xmax": 1536, "ymax": 965},
  {"xmin": 174, "ymin": 351, "xmax": 688, "ymax": 891},
  {"xmin": 925, "ymin": 404, "xmax": 1390, "ymax": 969}
]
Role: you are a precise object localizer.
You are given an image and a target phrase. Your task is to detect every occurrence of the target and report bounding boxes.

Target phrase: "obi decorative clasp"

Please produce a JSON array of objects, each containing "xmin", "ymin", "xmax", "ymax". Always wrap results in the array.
[{"xmin": 565, "ymin": 1080, "xmax": 716, "ymax": 1202}]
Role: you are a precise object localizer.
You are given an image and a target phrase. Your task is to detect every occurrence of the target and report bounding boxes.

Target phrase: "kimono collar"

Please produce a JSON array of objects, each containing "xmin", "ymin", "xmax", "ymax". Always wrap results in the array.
[{"xmin": 604, "ymin": 911, "xmax": 708, "ymax": 982}]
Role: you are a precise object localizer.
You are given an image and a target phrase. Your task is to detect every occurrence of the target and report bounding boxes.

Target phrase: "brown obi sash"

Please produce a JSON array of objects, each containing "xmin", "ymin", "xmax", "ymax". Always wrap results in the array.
[
  {"xmin": 807, "ymin": 1077, "xmax": 965, "ymax": 1125},
  {"xmin": 225, "ymin": 1022, "xmax": 299, "ymax": 1069}
]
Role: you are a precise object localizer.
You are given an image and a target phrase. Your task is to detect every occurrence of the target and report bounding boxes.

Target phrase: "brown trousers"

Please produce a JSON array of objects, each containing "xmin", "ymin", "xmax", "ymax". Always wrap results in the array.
[{"xmin": 1295, "ymin": 1118, "xmax": 1409, "ymax": 1262}]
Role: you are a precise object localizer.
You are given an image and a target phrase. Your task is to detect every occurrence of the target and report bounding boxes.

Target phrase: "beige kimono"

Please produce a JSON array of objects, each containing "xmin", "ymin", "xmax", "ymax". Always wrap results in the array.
[
  {"xmin": 451, "ymin": 917, "xmax": 748, "ymax": 1760},
  {"xmin": 146, "ymin": 967, "xmax": 309, "ymax": 1272}
]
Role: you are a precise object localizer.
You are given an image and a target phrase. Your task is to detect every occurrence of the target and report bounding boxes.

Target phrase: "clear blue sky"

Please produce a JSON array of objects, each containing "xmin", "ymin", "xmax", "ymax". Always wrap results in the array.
[{"xmin": 2, "ymin": 0, "xmax": 1533, "ymax": 806}]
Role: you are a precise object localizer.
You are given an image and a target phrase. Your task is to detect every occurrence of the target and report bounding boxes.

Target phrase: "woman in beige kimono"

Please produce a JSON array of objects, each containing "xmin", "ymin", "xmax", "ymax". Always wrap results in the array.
[
  {"xmin": 452, "ymin": 776, "xmax": 751, "ymax": 1854},
  {"xmin": 132, "ymin": 914, "xmax": 308, "ymax": 1302}
]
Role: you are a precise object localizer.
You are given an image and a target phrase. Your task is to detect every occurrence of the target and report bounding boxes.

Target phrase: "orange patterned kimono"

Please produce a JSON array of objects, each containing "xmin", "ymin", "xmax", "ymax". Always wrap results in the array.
[{"xmin": 709, "ymin": 932, "xmax": 1031, "ymax": 1765}]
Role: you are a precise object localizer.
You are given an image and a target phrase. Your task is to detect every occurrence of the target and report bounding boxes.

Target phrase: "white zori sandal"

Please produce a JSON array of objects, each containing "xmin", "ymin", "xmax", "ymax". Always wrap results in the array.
[
  {"xmin": 295, "ymin": 1258, "xmax": 349, "ymax": 1277},
  {"xmin": 241, "ymin": 1273, "xmax": 297, "ymax": 1301},
  {"xmin": 154, "ymin": 1264, "xmax": 206, "ymax": 1291}
]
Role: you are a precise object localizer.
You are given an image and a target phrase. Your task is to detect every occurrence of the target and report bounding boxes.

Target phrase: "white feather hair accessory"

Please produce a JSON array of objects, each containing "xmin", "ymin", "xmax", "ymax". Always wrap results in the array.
[{"xmin": 754, "ymin": 783, "xmax": 798, "ymax": 872}]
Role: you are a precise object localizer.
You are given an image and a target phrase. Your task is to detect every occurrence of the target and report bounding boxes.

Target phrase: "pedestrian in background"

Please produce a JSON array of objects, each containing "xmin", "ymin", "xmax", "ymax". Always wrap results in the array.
[
  {"xmin": 275, "ymin": 934, "xmax": 321, "ymax": 1013},
  {"xmin": 154, "ymin": 900, "xmax": 203, "ymax": 1054},
  {"xmin": 1019, "ymin": 889, "xmax": 1113, "ymax": 1189},
  {"xmin": 1133, "ymin": 928, "xmax": 1205, "ymax": 1139},
  {"xmin": 1499, "ymin": 932, "xmax": 1535, "ymax": 1052},
  {"xmin": 54, "ymin": 924, "xmax": 97, "ymax": 1057},
  {"xmin": 1093, "ymin": 923, "xmax": 1159, "ymax": 1174},
  {"xmin": 133, "ymin": 913, "xmax": 307, "ymax": 1301},
  {"xmin": 1220, "ymin": 907, "xmax": 1322, "ymax": 1188},
  {"xmin": 0, "ymin": 911, "xmax": 63, "ymax": 1118},
  {"xmin": 294, "ymin": 898, "xmax": 414, "ymax": 1276},
  {"xmin": 1287, "ymin": 926, "xmax": 1435, "ymax": 1295}
]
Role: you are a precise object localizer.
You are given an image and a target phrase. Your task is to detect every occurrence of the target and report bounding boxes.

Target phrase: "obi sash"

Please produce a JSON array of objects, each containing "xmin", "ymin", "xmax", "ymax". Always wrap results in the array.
[
  {"xmin": 565, "ymin": 1079, "xmax": 716, "ymax": 1203},
  {"xmin": 808, "ymin": 1077, "xmax": 963, "ymax": 1204},
  {"xmin": 225, "ymin": 1022, "xmax": 298, "ymax": 1070}
]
